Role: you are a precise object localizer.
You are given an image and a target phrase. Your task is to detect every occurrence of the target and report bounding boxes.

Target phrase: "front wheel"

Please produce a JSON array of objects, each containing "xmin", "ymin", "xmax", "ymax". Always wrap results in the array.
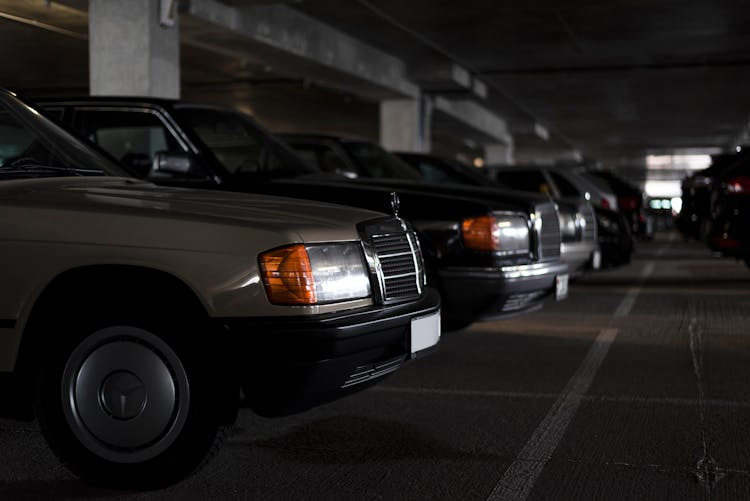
[{"xmin": 35, "ymin": 316, "xmax": 227, "ymax": 489}]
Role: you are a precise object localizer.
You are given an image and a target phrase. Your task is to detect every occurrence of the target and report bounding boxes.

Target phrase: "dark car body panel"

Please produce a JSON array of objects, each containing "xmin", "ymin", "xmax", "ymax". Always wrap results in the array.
[
  {"xmin": 39, "ymin": 97, "xmax": 567, "ymax": 326},
  {"xmin": 706, "ymin": 158, "xmax": 750, "ymax": 261},
  {"xmin": 222, "ymin": 288, "xmax": 441, "ymax": 416}
]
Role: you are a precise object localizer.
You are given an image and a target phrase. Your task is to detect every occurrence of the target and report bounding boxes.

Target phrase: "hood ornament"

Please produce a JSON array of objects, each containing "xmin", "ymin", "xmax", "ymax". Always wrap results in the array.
[{"xmin": 390, "ymin": 192, "xmax": 400, "ymax": 217}]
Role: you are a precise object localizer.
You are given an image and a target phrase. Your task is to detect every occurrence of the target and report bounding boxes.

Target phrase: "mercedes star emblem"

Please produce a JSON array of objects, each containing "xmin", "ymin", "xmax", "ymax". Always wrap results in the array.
[{"xmin": 390, "ymin": 192, "xmax": 400, "ymax": 217}]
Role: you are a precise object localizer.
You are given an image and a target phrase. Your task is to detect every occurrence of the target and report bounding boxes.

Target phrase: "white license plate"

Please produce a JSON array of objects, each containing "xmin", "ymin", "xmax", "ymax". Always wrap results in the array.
[
  {"xmin": 592, "ymin": 249, "xmax": 602, "ymax": 270},
  {"xmin": 555, "ymin": 274, "xmax": 569, "ymax": 301},
  {"xmin": 410, "ymin": 310, "xmax": 441, "ymax": 356}
]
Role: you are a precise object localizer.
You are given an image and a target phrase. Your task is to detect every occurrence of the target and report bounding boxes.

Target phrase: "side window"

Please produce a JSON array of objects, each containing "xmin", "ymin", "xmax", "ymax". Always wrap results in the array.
[
  {"xmin": 43, "ymin": 107, "xmax": 65, "ymax": 122},
  {"xmin": 418, "ymin": 161, "xmax": 452, "ymax": 183},
  {"xmin": 319, "ymin": 147, "xmax": 359, "ymax": 178},
  {"xmin": 293, "ymin": 147, "xmax": 320, "ymax": 170},
  {"xmin": 72, "ymin": 109, "xmax": 185, "ymax": 178},
  {"xmin": 494, "ymin": 170, "xmax": 549, "ymax": 194},
  {"xmin": 549, "ymin": 172, "xmax": 581, "ymax": 197},
  {"xmin": 0, "ymin": 110, "xmax": 55, "ymax": 167},
  {"xmin": 289, "ymin": 143, "xmax": 360, "ymax": 178}
]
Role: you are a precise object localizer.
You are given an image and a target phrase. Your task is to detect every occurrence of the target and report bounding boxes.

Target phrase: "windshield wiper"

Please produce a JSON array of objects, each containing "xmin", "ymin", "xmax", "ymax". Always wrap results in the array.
[{"xmin": 0, "ymin": 164, "xmax": 104, "ymax": 177}]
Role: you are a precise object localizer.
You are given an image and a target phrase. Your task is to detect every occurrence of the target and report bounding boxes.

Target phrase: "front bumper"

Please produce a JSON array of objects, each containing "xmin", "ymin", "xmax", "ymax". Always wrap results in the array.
[
  {"xmin": 218, "ymin": 288, "xmax": 441, "ymax": 417},
  {"xmin": 598, "ymin": 234, "xmax": 634, "ymax": 267},
  {"xmin": 438, "ymin": 260, "xmax": 569, "ymax": 324},
  {"xmin": 708, "ymin": 216, "xmax": 750, "ymax": 259}
]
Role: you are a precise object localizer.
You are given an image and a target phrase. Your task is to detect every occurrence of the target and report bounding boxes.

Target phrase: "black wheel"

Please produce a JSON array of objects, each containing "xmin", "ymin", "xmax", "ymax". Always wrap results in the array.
[{"xmin": 34, "ymin": 302, "xmax": 229, "ymax": 489}]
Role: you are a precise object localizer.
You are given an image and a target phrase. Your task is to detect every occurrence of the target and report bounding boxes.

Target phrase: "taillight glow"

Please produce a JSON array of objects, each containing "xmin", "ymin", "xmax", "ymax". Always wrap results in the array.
[
  {"xmin": 618, "ymin": 196, "xmax": 640, "ymax": 210},
  {"xmin": 726, "ymin": 176, "xmax": 750, "ymax": 195},
  {"xmin": 711, "ymin": 235, "xmax": 740, "ymax": 248},
  {"xmin": 601, "ymin": 198, "xmax": 610, "ymax": 209}
]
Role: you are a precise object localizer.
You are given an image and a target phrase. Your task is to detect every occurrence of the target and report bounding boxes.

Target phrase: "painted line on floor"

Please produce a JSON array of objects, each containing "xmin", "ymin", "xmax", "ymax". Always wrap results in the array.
[
  {"xmin": 613, "ymin": 261, "xmax": 655, "ymax": 317},
  {"xmin": 374, "ymin": 386, "xmax": 750, "ymax": 409},
  {"xmin": 484, "ymin": 248, "xmax": 662, "ymax": 501},
  {"xmin": 485, "ymin": 327, "xmax": 619, "ymax": 501}
]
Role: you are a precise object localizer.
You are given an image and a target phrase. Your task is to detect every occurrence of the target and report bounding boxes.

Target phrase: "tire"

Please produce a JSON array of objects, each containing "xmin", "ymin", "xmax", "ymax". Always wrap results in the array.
[{"xmin": 34, "ymin": 300, "xmax": 229, "ymax": 489}]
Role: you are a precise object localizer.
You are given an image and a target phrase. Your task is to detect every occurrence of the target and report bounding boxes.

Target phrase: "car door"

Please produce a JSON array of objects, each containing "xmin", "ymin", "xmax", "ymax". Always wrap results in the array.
[{"xmin": 68, "ymin": 106, "xmax": 206, "ymax": 181}]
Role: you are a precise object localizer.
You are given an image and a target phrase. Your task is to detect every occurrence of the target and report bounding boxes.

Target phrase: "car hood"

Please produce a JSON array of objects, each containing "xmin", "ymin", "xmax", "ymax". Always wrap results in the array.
[
  {"xmin": 0, "ymin": 177, "xmax": 385, "ymax": 247},
  {"xmin": 352, "ymin": 178, "xmax": 550, "ymax": 213},
  {"xmin": 263, "ymin": 176, "xmax": 535, "ymax": 222}
]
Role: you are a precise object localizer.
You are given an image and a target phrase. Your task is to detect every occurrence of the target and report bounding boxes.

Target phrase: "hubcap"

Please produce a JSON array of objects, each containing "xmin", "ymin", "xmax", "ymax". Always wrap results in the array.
[
  {"xmin": 62, "ymin": 326, "xmax": 190, "ymax": 463},
  {"xmin": 99, "ymin": 371, "xmax": 147, "ymax": 420}
]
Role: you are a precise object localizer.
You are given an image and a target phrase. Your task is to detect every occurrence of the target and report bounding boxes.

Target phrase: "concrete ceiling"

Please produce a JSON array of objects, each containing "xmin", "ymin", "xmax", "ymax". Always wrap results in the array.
[
  {"xmin": 284, "ymin": 0, "xmax": 750, "ymax": 161},
  {"xmin": 1, "ymin": 0, "xmax": 750, "ymax": 170}
]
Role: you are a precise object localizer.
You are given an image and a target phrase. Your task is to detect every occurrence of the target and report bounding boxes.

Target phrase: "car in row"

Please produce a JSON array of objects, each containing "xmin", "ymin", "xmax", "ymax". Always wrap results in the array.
[
  {"xmin": 0, "ymin": 89, "xmax": 441, "ymax": 487},
  {"xmin": 584, "ymin": 169, "xmax": 654, "ymax": 240},
  {"xmin": 38, "ymin": 97, "xmax": 571, "ymax": 331},
  {"xmin": 5, "ymin": 90, "xmax": 637, "ymax": 487},
  {"xmin": 393, "ymin": 154, "xmax": 634, "ymax": 271},
  {"xmin": 677, "ymin": 148, "xmax": 750, "ymax": 267}
]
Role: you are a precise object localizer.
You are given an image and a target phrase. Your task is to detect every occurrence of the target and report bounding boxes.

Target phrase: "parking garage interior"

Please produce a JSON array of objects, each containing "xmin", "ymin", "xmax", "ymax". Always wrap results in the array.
[{"xmin": 1, "ymin": 0, "xmax": 750, "ymax": 499}]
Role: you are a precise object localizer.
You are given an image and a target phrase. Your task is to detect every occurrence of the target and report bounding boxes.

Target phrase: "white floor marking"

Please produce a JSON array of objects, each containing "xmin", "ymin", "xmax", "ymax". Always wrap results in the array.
[
  {"xmin": 613, "ymin": 261, "xmax": 655, "ymax": 317},
  {"xmin": 374, "ymin": 386, "xmax": 750, "ymax": 409},
  {"xmin": 689, "ymin": 315, "xmax": 727, "ymax": 489},
  {"xmin": 484, "ymin": 248, "xmax": 662, "ymax": 501},
  {"xmin": 485, "ymin": 327, "xmax": 618, "ymax": 501}
]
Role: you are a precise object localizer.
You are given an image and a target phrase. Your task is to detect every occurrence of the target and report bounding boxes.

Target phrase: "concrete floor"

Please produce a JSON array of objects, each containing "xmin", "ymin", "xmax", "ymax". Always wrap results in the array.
[{"xmin": 2, "ymin": 232, "xmax": 750, "ymax": 500}]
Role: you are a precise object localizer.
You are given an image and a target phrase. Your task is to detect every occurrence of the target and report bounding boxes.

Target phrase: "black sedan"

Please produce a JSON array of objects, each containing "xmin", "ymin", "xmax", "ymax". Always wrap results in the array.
[{"xmin": 39, "ymin": 97, "xmax": 569, "ymax": 330}]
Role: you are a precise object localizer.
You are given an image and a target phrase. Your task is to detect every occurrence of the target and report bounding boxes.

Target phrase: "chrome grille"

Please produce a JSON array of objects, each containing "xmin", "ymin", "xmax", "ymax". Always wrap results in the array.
[
  {"xmin": 536, "ymin": 202, "xmax": 561, "ymax": 260},
  {"xmin": 371, "ymin": 232, "xmax": 421, "ymax": 301},
  {"xmin": 360, "ymin": 217, "xmax": 424, "ymax": 303},
  {"xmin": 580, "ymin": 203, "xmax": 597, "ymax": 242}
]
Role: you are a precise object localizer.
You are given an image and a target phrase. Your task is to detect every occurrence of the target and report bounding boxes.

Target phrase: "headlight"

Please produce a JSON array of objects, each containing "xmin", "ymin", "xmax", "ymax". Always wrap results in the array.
[
  {"xmin": 259, "ymin": 243, "xmax": 371, "ymax": 305},
  {"xmin": 558, "ymin": 211, "xmax": 583, "ymax": 242},
  {"xmin": 596, "ymin": 212, "xmax": 617, "ymax": 233},
  {"xmin": 461, "ymin": 212, "xmax": 530, "ymax": 256}
]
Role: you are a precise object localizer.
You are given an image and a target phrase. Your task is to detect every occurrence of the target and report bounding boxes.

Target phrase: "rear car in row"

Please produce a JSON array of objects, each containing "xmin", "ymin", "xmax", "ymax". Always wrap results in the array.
[
  {"xmin": 396, "ymin": 155, "xmax": 636, "ymax": 271},
  {"xmin": 704, "ymin": 152, "xmax": 750, "ymax": 265},
  {"xmin": 487, "ymin": 165, "xmax": 599, "ymax": 274}
]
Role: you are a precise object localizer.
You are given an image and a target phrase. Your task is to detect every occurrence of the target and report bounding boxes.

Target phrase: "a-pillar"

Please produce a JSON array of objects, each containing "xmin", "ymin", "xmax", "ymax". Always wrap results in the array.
[
  {"xmin": 484, "ymin": 142, "xmax": 514, "ymax": 166},
  {"xmin": 89, "ymin": 0, "xmax": 180, "ymax": 98},
  {"xmin": 380, "ymin": 95, "xmax": 433, "ymax": 153}
]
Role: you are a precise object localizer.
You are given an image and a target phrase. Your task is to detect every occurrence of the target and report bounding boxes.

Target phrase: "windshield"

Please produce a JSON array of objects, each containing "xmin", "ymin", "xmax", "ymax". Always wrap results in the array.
[
  {"xmin": 407, "ymin": 155, "xmax": 496, "ymax": 186},
  {"xmin": 0, "ymin": 92, "xmax": 128, "ymax": 179},
  {"xmin": 342, "ymin": 141, "xmax": 423, "ymax": 180},
  {"xmin": 175, "ymin": 106, "xmax": 316, "ymax": 181}
]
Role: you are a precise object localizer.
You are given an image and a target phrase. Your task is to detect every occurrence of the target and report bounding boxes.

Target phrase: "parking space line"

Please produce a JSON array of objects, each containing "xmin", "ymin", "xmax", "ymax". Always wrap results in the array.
[
  {"xmin": 485, "ymin": 327, "xmax": 619, "ymax": 501},
  {"xmin": 374, "ymin": 386, "xmax": 560, "ymax": 400},
  {"xmin": 484, "ymin": 253, "xmax": 661, "ymax": 501},
  {"xmin": 614, "ymin": 261, "xmax": 655, "ymax": 317},
  {"xmin": 373, "ymin": 386, "xmax": 750, "ymax": 409}
]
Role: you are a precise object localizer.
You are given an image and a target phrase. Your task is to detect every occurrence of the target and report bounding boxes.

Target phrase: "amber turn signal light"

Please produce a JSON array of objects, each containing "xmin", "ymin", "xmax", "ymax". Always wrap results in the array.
[
  {"xmin": 258, "ymin": 244, "xmax": 317, "ymax": 305},
  {"xmin": 462, "ymin": 215, "xmax": 499, "ymax": 252}
]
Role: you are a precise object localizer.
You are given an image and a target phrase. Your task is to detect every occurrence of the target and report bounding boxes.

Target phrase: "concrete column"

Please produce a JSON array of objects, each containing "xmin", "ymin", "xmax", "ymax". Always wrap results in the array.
[
  {"xmin": 484, "ymin": 142, "xmax": 514, "ymax": 166},
  {"xmin": 380, "ymin": 95, "xmax": 433, "ymax": 153},
  {"xmin": 89, "ymin": 0, "xmax": 180, "ymax": 99}
]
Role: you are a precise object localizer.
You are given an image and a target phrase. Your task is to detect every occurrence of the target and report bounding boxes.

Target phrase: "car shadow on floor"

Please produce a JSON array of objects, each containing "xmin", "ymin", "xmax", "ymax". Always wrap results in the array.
[
  {"xmin": 232, "ymin": 415, "xmax": 497, "ymax": 464},
  {"xmin": 0, "ymin": 479, "xmax": 124, "ymax": 501}
]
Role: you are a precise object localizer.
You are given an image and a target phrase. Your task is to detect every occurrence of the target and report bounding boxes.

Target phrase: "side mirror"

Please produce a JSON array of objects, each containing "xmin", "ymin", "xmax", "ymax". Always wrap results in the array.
[{"xmin": 152, "ymin": 152, "xmax": 205, "ymax": 177}]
